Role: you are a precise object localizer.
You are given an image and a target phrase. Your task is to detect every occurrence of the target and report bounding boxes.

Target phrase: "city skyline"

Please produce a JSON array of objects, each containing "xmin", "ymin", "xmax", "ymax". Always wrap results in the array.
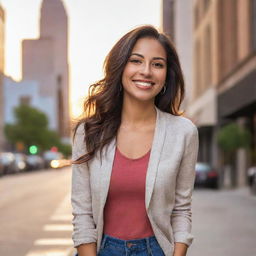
[{"xmin": 0, "ymin": 0, "xmax": 161, "ymax": 117}]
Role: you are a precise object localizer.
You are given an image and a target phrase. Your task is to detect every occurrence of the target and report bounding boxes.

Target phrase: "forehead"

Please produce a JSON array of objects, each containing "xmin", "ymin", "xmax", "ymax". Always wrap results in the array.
[{"xmin": 131, "ymin": 37, "xmax": 166, "ymax": 59}]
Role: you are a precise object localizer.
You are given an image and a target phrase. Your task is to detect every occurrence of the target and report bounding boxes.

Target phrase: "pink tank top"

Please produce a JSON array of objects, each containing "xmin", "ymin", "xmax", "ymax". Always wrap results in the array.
[{"xmin": 103, "ymin": 146, "xmax": 154, "ymax": 239}]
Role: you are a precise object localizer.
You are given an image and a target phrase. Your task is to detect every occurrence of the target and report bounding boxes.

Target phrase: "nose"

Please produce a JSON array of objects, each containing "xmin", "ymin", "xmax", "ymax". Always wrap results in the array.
[{"xmin": 139, "ymin": 62, "xmax": 152, "ymax": 77}]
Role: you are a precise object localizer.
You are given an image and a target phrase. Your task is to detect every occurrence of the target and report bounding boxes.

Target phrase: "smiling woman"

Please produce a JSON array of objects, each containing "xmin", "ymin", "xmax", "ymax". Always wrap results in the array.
[
  {"xmin": 121, "ymin": 37, "xmax": 167, "ymax": 102},
  {"xmin": 71, "ymin": 25, "xmax": 199, "ymax": 256}
]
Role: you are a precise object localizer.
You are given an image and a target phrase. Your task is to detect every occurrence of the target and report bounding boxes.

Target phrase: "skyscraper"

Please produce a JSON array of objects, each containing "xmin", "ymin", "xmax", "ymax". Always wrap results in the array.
[{"xmin": 22, "ymin": 0, "xmax": 70, "ymax": 138}]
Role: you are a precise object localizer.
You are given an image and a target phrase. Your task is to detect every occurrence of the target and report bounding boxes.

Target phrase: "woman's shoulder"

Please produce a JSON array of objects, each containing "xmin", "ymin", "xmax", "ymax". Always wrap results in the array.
[
  {"xmin": 161, "ymin": 111, "xmax": 198, "ymax": 135},
  {"xmin": 73, "ymin": 121, "xmax": 86, "ymax": 138},
  {"xmin": 72, "ymin": 122, "xmax": 86, "ymax": 147},
  {"xmin": 75, "ymin": 122, "xmax": 85, "ymax": 135}
]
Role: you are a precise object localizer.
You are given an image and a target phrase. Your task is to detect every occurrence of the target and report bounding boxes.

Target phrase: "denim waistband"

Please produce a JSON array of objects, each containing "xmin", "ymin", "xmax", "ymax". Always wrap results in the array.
[{"xmin": 100, "ymin": 233, "xmax": 158, "ymax": 250}]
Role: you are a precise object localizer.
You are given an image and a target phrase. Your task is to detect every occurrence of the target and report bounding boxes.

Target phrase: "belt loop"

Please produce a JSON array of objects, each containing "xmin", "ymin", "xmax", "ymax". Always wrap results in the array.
[
  {"xmin": 100, "ymin": 234, "xmax": 107, "ymax": 250},
  {"xmin": 146, "ymin": 237, "xmax": 152, "ymax": 255}
]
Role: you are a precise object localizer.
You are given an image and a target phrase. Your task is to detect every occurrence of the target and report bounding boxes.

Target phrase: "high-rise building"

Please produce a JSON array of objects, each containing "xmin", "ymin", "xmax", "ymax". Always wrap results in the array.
[
  {"xmin": 188, "ymin": 0, "xmax": 218, "ymax": 170},
  {"xmin": 22, "ymin": 0, "xmax": 70, "ymax": 138},
  {"xmin": 216, "ymin": 0, "xmax": 256, "ymax": 187},
  {"xmin": 0, "ymin": 5, "xmax": 5, "ymax": 151},
  {"xmin": 190, "ymin": 0, "xmax": 256, "ymax": 187}
]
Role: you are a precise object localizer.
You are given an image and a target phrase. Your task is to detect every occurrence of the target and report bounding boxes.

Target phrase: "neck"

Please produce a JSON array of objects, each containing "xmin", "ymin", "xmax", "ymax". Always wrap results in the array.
[{"xmin": 121, "ymin": 98, "xmax": 156, "ymax": 128}]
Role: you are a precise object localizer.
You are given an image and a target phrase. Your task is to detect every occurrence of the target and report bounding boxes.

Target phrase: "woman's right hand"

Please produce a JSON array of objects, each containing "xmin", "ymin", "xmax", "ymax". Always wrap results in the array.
[{"xmin": 77, "ymin": 242, "xmax": 97, "ymax": 256}]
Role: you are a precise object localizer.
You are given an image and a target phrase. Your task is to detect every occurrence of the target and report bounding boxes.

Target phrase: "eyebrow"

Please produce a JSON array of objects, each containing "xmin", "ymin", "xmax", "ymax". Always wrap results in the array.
[{"xmin": 130, "ymin": 53, "xmax": 166, "ymax": 62}]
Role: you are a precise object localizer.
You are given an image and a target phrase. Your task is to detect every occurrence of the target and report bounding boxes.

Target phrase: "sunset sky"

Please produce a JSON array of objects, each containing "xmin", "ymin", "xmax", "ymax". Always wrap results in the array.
[{"xmin": 0, "ymin": 0, "xmax": 162, "ymax": 117}]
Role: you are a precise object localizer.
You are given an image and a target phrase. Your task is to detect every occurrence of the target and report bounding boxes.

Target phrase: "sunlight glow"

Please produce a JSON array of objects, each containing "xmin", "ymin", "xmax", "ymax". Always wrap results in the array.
[{"xmin": 1, "ymin": 0, "xmax": 161, "ymax": 119}]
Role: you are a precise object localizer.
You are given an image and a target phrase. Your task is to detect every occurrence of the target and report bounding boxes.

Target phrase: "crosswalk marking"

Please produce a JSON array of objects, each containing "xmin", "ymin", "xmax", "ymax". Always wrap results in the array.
[
  {"xmin": 43, "ymin": 224, "xmax": 73, "ymax": 231},
  {"xmin": 25, "ymin": 249, "xmax": 69, "ymax": 256},
  {"xmin": 34, "ymin": 239, "xmax": 73, "ymax": 246},
  {"xmin": 50, "ymin": 215, "xmax": 73, "ymax": 221},
  {"xmin": 25, "ymin": 193, "xmax": 74, "ymax": 256}
]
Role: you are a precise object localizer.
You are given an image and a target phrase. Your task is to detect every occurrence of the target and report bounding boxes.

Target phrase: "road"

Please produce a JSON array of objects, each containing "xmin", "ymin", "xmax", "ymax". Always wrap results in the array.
[
  {"xmin": 0, "ymin": 168, "xmax": 256, "ymax": 256},
  {"xmin": 0, "ymin": 167, "xmax": 73, "ymax": 256}
]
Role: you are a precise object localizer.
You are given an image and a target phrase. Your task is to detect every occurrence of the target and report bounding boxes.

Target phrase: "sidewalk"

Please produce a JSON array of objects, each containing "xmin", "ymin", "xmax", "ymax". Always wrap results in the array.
[{"xmin": 220, "ymin": 185, "xmax": 256, "ymax": 199}]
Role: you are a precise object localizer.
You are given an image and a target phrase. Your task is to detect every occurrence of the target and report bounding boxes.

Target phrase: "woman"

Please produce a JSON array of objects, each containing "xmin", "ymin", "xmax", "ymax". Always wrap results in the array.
[{"xmin": 72, "ymin": 25, "xmax": 199, "ymax": 256}]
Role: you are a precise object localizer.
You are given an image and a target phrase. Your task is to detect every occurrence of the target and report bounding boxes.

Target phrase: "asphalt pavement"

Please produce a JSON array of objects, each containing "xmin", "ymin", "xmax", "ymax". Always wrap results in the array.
[{"xmin": 1, "ymin": 168, "xmax": 256, "ymax": 256}]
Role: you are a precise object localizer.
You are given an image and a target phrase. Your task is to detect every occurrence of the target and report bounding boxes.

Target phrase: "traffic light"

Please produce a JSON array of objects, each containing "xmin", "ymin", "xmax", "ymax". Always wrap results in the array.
[{"xmin": 29, "ymin": 145, "xmax": 38, "ymax": 154}]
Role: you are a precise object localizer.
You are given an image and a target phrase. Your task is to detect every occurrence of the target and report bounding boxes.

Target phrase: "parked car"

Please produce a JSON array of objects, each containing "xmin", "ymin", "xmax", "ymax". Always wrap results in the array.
[
  {"xmin": 194, "ymin": 162, "xmax": 219, "ymax": 189},
  {"xmin": 0, "ymin": 152, "xmax": 16, "ymax": 174},
  {"xmin": 26, "ymin": 155, "xmax": 45, "ymax": 171},
  {"xmin": 247, "ymin": 166, "xmax": 256, "ymax": 195},
  {"xmin": 43, "ymin": 151, "xmax": 64, "ymax": 168},
  {"xmin": 0, "ymin": 158, "xmax": 4, "ymax": 176},
  {"xmin": 13, "ymin": 153, "xmax": 27, "ymax": 173}
]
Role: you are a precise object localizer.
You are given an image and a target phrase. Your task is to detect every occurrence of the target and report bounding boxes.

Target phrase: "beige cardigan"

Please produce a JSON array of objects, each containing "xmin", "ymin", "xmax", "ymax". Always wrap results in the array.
[{"xmin": 71, "ymin": 106, "xmax": 199, "ymax": 256}]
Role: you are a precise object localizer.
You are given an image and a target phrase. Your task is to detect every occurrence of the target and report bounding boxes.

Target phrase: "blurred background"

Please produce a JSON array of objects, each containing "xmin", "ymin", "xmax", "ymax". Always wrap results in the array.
[{"xmin": 0, "ymin": 0, "xmax": 255, "ymax": 256}]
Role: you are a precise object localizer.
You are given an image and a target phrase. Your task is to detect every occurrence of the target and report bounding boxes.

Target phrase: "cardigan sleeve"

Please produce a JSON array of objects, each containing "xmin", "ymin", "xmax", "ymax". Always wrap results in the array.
[
  {"xmin": 171, "ymin": 123, "xmax": 199, "ymax": 247},
  {"xmin": 71, "ymin": 124, "xmax": 97, "ymax": 248}
]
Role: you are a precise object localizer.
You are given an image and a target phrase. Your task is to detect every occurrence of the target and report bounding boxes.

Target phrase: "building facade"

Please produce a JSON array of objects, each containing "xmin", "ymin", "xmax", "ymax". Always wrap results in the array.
[
  {"xmin": 189, "ymin": 0, "xmax": 218, "ymax": 172},
  {"xmin": 216, "ymin": 0, "xmax": 256, "ymax": 187},
  {"xmin": 22, "ymin": 0, "xmax": 70, "ymax": 139},
  {"xmin": 162, "ymin": 0, "xmax": 194, "ymax": 111},
  {"xmin": 0, "ymin": 5, "xmax": 5, "ymax": 151},
  {"xmin": 162, "ymin": 0, "xmax": 256, "ymax": 187},
  {"xmin": 191, "ymin": 0, "xmax": 255, "ymax": 187}
]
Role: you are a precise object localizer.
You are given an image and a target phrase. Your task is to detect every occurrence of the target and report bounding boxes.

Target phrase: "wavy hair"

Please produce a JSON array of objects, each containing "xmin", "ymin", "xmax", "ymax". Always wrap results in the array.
[{"xmin": 73, "ymin": 25, "xmax": 185, "ymax": 164}]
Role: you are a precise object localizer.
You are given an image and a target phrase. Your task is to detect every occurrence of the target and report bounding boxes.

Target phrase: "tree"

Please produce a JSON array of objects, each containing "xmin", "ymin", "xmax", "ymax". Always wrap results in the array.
[
  {"xmin": 217, "ymin": 123, "xmax": 251, "ymax": 187},
  {"xmin": 217, "ymin": 123, "xmax": 251, "ymax": 163},
  {"xmin": 5, "ymin": 104, "xmax": 71, "ymax": 156}
]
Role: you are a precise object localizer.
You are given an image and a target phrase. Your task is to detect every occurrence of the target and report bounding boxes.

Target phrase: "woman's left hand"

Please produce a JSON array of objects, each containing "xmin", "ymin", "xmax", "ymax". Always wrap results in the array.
[{"xmin": 173, "ymin": 242, "xmax": 188, "ymax": 256}]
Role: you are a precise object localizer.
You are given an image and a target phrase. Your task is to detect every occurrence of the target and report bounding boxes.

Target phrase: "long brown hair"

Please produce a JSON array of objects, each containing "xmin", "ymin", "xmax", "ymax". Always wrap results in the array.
[{"xmin": 73, "ymin": 25, "xmax": 185, "ymax": 164}]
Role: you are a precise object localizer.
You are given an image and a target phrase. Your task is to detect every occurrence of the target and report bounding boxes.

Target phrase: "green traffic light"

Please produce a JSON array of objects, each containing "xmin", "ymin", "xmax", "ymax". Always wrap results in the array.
[{"xmin": 29, "ymin": 145, "xmax": 38, "ymax": 154}]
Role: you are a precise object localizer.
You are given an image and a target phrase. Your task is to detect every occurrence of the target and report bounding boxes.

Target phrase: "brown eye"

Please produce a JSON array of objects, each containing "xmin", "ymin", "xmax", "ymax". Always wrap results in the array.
[
  {"xmin": 153, "ymin": 62, "xmax": 164, "ymax": 68},
  {"xmin": 129, "ymin": 59, "xmax": 142, "ymax": 64}
]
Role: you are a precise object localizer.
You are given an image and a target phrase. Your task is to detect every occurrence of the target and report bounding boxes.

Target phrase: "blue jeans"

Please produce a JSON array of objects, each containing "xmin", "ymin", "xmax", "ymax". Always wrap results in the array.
[{"xmin": 75, "ymin": 234, "xmax": 165, "ymax": 256}]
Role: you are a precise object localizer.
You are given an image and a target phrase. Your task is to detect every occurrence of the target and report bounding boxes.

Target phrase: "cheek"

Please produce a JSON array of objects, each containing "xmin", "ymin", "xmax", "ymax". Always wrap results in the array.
[
  {"xmin": 122, "ymin": 65, "xmax": 137, "ymax": 82},
  {"xmin": 122, "ymin": 66, "xmax": 131, "ymax": 81},
  {"xmin": 157, "ymin": 70, "xmax": 167, "ymax": 83}
]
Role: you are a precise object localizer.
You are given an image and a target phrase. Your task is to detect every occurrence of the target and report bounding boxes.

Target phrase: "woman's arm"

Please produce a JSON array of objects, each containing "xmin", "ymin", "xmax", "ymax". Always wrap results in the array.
[
  {"xmin": 171, "ymin": 124, "xmax": 199, "ymax": 255},
  {"xmin": 77, "ymin": 242, "xmax": 97, "ymax": 256},
  {"xmin": 71, "ymin": 124, "xmax": 97, "ymax": 254},
  {"xmin": 173, "ymin": 242, "xmax": 188, "ymax": 256}
]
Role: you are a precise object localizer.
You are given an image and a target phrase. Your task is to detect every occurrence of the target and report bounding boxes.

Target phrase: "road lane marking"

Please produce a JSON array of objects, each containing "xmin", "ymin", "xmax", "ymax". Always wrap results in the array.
[
  {"xmin": 25, "ymin": 193, "xmax": 74, "ymax": 256},
  {"xmin": 50, "ymin": 214, "xmax": 72, "ymax": 221},
  {"xmin": 25, "ymin": 249, "xmax": 69, "ymax": 256},
  {"xmin": 43, "ymin": 224, "xmax": 73, "ymax": 231},
  {"xmin": 34, "ymin": 238, "xmax": 73, "ymax": 246}
]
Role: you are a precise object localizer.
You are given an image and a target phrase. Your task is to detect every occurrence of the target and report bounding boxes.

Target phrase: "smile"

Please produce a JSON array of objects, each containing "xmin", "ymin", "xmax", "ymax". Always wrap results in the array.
[{"xmin": 132, "ymin": 80, "xmax": 155, "ymax": 88}]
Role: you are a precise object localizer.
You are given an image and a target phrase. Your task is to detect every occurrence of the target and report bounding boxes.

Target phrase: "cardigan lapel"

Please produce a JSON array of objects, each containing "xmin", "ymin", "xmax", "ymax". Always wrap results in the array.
[
  {"xmin": 145, "ymin": 106, "xmax": 166, "ymax": 210},
  {"xmin": 98, "ymin": 106, "xmax": 167, "ymax": 213}
]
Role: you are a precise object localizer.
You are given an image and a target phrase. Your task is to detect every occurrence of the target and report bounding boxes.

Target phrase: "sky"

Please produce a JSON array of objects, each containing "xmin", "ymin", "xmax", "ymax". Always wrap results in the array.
[{"xmin": 0, "ymin": 0, "xmax": 162, "ymax": 117}]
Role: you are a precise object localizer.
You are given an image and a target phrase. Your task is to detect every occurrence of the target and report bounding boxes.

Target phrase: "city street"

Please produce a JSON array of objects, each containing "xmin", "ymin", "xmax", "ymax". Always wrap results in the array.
[
  {"xmin": 1, "ymin": 168, "xmax": 256, "ymax": 256},
  {"xmin": 0, "ymin": 167, "xmax": 73, "ymax": 256}
]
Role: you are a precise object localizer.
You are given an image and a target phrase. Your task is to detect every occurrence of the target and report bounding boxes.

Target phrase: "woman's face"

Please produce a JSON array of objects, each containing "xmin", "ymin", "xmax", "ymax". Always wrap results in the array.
[{"xmin": 122, "ymin": 37, "xmax": 167, "ymax": 103}]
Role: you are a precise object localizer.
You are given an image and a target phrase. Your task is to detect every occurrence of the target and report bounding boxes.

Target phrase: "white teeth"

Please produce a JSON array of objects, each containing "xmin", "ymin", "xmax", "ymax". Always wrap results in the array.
[{"xmin": 134, "ymin": 81, "xmax": 153, "ymax": 87}]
